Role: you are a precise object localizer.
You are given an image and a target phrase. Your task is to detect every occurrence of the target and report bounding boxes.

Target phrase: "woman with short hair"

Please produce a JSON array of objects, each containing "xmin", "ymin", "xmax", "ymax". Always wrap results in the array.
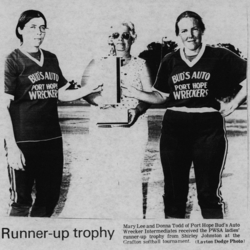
[
  {"xmin": 122, "ymin": 11, "xmax": 247, "ymax": 219},
  {"xmin": 4, "ymin": 9, "xmax": 100, "ymax": 217},
  {"xmin": 61, "ymin": 21, "xmax": 152, "ymax": 218}
]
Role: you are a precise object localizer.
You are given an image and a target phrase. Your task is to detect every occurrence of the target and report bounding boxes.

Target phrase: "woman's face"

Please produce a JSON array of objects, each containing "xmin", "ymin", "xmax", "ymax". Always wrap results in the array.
[
  {"xmin": 111, "ymin": 25, "xmax": 133, "ymax": 55},
  {"xmin": 18, "ymin": 17, "xmax": 46, "ymax": 47},
  {"xmin": 178, "ymin": 17, "xmax": 202, "ymax": 51}
]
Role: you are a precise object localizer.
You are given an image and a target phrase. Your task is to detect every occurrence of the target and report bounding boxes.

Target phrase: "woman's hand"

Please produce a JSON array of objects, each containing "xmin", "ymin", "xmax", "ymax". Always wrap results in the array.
[
  {"xmin": 93, "ymin": 84, "xmax": 103, "ymax": 92},
  {"xmin": 7, "ymin": 143, "xmax": 25, "ymax": 171},
  {"xmin": 4, "ymin": 96, "xmax": 26, "ymax": 171},
  {"xmin": 59, "ymin": 83, "xmax": 103, "ymax": 102},
  {"xmin": 218, "ymin": 80, "xmax": 247, "ymax": 117},
  {"xmin": 85, "ymin": 84, "xmax": 103, "ymax": 96},
  {"xmin": 121, "ymin": 85, "xmax": 140, "ymax": 99},
  {"xmin": 128, "ymin": 108, "xmax": 140, "ymax": 126},
  {"xmin": 218, "ymin": 99, "xmax": 238, "ymax": 117}
]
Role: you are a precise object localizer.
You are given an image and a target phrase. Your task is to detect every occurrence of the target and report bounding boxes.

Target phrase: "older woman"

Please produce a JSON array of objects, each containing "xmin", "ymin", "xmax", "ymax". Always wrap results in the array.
[
  {"xmin": 61, "ymin": 21, "xmax": 152, "ymax": 218},
  {"xmin": 4, "ymin": 10, "xmax": 100, "ymax": 217},
  {"xmin": 122, "ymin": 11, "xmax": 247, "ymax": 219}
]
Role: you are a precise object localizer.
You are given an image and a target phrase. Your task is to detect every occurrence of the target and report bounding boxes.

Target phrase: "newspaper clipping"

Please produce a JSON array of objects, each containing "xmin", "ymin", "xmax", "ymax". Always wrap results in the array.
[{"xmin": 0, "ymin": 0, "xmax": 249, "ymax": 249}]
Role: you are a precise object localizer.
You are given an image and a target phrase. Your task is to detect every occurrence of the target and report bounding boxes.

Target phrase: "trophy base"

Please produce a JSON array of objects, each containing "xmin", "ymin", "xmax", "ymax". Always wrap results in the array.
[{"xmin": 96, "ymin": 108, "xmax": 128, "ymax": 126}]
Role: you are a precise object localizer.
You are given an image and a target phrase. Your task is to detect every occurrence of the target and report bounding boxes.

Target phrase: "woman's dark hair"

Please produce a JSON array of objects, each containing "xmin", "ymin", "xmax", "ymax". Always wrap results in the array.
[
  {"xmin": 175, "ymin": 11, "xmax": 205, "ymax": 36},
  {"xmin": 16, "ymin": 10, "xmax": 47, "ymax": 43}
]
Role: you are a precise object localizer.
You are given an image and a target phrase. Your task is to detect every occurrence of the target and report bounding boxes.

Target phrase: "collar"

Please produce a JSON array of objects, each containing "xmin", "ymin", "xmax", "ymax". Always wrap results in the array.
[
  {"xmin": 19, "ymin": 47, "xmax": 44, "ymax": 67},
  {"xmin": 180, "ymin": 43, "xmax": 206, "ymax": 67}
]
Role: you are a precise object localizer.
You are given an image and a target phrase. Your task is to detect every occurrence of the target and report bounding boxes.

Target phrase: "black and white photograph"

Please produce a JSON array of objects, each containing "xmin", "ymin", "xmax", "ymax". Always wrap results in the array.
[{"xmin": 0, "ymin": 0, "xmax": 249, "ymax": 249}]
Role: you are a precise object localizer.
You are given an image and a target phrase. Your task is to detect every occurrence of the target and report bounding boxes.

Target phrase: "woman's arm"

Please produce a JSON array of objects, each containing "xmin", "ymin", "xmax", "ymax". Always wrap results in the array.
[
  {"xmin": 82, "ymin": 59, "xmax": 106, "ymax": 106},
  {"xmin": 137, "ymin": 61, "xmax": 153, "ymax": 112},
  {"xmin": 127, "ymin": 62, "xmax": 153, "ymax": 125},
  {"xmin": 122, "ymin": 61, "xmax": 168, "ymax": 104},
  {"xmin": 219, "ymin": 79, "xmax": 247, "ymax": 117},
  {"xmin": 140, "ymin": 61, "xmax": 154, "ymax": 92},
  {"xmin": 58, "ymin": 82, "xmax": 102, "ymax": 102},
  {"xmin": 122, "ymin": 86, "xmax": 168, "ymax": 104},
  {"xmin": 2, "ymin": 94, "xmax": 25, "ymax": 170}
]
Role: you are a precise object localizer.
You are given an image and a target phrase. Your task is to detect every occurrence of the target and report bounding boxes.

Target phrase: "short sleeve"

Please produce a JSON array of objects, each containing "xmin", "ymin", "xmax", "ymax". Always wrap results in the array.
[
  {"xmin": 55, "ymin": 56, "xmax": 67, "ymax": 89},
  {"xmin": 221, "ymin": 49, "xmax": 247, "ymax": 94},
  {"xmin": 4, "ymin": 56, "xmax": 18, "ymax": 96},
  {"xmin": 153, "ymin": 56, "xmax": 171, "ymax": 94}
]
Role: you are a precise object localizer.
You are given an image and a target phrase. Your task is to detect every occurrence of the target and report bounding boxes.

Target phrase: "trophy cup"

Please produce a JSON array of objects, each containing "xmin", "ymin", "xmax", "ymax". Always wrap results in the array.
[{"xmin": 97, "ymin": 57, "xmax": 128, "ymax": 126}]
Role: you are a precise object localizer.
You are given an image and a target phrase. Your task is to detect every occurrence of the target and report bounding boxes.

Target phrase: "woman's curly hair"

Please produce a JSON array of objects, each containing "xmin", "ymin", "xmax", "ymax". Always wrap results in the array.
[{"xmin": 108, "ymin": 21, "xmax": 137, "ymax": 56}]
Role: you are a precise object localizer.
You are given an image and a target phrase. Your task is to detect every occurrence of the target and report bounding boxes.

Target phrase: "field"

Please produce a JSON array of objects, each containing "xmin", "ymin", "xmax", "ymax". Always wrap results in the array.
[
  {"xmin": 52, "ymin": 105, "xmax": 248, "ymax": 219},
  {"xmin": 0, "ymin": 105, "xmax": 247, "ymax": 218}
]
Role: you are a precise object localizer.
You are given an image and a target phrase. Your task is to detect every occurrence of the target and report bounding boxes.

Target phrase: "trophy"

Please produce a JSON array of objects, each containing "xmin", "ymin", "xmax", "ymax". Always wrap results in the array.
[{"xmin": 97, "ymin": 57, "xmax": 128, "ymax": 126}]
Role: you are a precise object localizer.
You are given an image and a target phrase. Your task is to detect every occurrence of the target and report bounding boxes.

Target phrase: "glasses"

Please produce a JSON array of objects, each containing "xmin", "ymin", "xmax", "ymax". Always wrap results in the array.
[
  {"xmin": 25, "ymin": 25, "xmax": 47, "ymax": 33},
  {"xmin": 111, "ymin": 32, "xmax": 130, "ymax": 40}
]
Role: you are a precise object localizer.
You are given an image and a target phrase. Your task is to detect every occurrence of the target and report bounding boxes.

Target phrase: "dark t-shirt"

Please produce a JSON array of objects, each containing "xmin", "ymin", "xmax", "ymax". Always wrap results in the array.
[
  {"xmin": 153, "ymin": 44, "xmax": 247, "ymax": 110},
  {"xmin": 5, "ymin": 48, "xmax": 67, "ymax": 142}
]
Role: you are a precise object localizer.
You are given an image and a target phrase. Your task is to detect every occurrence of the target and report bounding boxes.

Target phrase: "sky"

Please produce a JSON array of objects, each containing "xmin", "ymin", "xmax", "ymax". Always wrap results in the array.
[{"xmin": 1, "ymin": 0, "xmax": 248, "ymax": 82}]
